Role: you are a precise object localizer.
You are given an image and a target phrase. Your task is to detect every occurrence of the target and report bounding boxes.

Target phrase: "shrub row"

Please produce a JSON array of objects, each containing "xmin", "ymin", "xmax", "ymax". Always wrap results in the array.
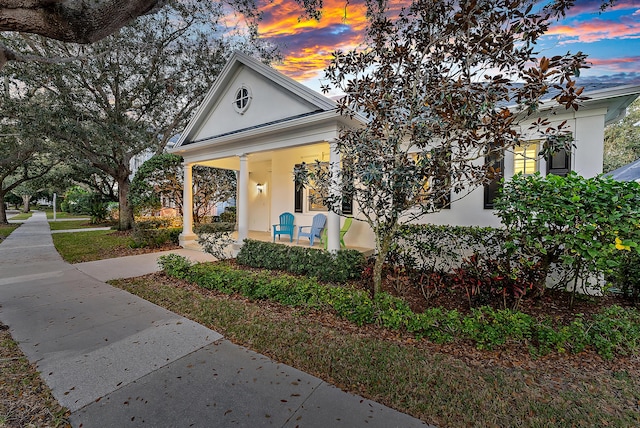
[
  {"xmin": 236, "ymin": 239, "xmax": 365, "ymax": 283},
  {"xmin": 158, "ymin": 254, "xmax": 640, "ymax": 359},
  {"xmin": 392, "ymin": 224, "xmax": 505, "ymax": 273},
  {"xmin": 135, "ymin": 216, "xmax": 182, "ymax": 229}
]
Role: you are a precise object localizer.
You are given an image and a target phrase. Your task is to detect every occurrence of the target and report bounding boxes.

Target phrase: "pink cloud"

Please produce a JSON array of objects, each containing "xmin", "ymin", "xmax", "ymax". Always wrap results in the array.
[
  {"xmin": 590, "ymin": 55, "xmax": 640, "ymax": 72},
  {"xmin": 548, "ymin": 18, "xmax": 640, "ymax": 43}
]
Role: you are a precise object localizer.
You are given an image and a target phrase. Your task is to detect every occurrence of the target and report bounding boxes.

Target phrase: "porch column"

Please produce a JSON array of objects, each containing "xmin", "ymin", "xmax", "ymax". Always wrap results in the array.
[
  {"xmin": 327, "ymin": 141, "xmax": 341, "ymax": 253},
  {"xmin": 237, "ymin": 154, "xmax": 249, "ymax": 244},
  {"xmin": 179, "ymin": 162, "xmax": 196, "ymax": 246}
]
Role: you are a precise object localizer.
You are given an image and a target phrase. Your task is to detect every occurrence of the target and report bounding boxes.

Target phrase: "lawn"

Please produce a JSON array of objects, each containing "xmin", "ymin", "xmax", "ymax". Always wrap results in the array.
[
  {"xmin": 51, "ymin": 229, "xmax": 180, "ymax": 263},
  {"xmin": 0, "ymin": 224, "xmax": 19, "ymax": 240},
  {"xmin": 8, "ymin": 212, "xmax": 32, "ymax": 220},
  {"xmin": 46, "ymin": 211, "xmax": 89, "ymax": 220},
  {"xmin": 52, "ymin": 230, "xmax": 135, "ymax": 263},
  {"xmin": 48, "ymin": 219, "xmax": 111, "ymax": 231},
  {"xmin": 111, "ymin": 273, "xmax": 640, "ymax": 427}
]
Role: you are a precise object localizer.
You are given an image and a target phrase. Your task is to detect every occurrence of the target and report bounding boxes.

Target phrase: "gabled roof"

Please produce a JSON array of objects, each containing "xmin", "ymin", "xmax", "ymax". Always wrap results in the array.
[{"xmin": 172, "ymin": 51, "xmax": 338, "ymax": 149}]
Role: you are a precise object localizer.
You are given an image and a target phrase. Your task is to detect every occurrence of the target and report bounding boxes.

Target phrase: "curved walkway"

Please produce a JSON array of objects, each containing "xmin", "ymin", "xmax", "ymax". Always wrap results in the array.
[{"xmin": 0, "ymin": 212, "xmax": 428, "ymax": 427}]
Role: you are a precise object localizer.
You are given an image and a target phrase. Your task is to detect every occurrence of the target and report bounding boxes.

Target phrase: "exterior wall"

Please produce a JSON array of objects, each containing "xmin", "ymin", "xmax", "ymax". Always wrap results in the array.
[
  {"xmin": 248, "ymin": 160, "xmax": 271, "ymax": 232},
  {"xmin": 416, "ymin": 108, "xmax": 607, "ymax": 229}
]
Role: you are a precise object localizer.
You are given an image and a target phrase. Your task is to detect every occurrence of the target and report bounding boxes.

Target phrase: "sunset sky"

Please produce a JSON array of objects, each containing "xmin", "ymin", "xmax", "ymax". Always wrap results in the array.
[{"xmin": 238, "ymin": 0, "xmax": 640, "ymax": 94}]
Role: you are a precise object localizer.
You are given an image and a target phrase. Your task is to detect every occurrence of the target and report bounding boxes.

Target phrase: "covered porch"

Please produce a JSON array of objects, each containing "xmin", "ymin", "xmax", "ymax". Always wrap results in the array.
[{"xmin": 169, "ymin": 51, "xmax": 373, "ymax": 254}]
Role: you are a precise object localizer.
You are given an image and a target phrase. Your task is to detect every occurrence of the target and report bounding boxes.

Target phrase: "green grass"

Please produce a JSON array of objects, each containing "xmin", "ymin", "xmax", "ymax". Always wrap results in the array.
[
  {"xmin": 9, "ymin": 212, "xmax": 32, "ymax": 220},
  {"xmin": 52, "ymin": 230, "xmax": 133, "ymax": 263},
  {"xmin": 45, "ymin": 210, "xmax": 89, "ymax": 220},
  {"xmin": 112, "ymin": 275, "xmax": 640, "ymax": 428},
  {"xmin": 48, "ymin": 219, "xmax": 110, "ymax": 231},
  {"xmin": 0, "ymin": 223, "xmax": 19, "ymax": 240}
]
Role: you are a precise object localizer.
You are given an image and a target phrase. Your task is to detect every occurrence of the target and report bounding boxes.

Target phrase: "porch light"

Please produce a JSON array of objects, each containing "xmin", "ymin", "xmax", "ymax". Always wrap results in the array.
[{"xmin": 256, "ymin": 183, "xmax": 264, "ymax": 193}]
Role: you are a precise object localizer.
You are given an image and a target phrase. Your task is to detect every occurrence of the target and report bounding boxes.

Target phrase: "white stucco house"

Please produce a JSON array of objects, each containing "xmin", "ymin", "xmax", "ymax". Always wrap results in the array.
[{"xmin": 169, "ymin": 51, "xmax": 640, "ymax": 251}]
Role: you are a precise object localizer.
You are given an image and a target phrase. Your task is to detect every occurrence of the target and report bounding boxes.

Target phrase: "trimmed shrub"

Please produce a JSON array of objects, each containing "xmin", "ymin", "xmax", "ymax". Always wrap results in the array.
[
  {"xmin": 236, "ymin": 239, "xmax": 365, "ymax": 283},
  {"xmin": 131, "ymin": 216, "xmax": 182, "ymax": 248},
  {"xmin": 157, "ymin": 254, "xmax": 192, "ymax": 279}
]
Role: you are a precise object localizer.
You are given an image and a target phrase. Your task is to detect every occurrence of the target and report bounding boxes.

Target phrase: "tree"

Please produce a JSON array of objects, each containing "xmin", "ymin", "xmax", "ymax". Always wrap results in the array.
[
  {"xmin": 300, "ymin": 0, "xmax": 590, "ymax": 294},
  {"xmin": 0, "ymin": 0, "xmax": 165, "ymax": 69},
  {"xmin": 0, "ymin": 89, "xmax": 58, "ymax": 223},
  {"xmin": 0, "ymin": 0, "xmax": 333, "ymax": 70},
  {"xmin": 2, "ymin": 0, "xmax": 273, "ymax": 230},
  {"xmin": 604, "ymin": 97, "xmax": 640, "ymax": 173},
  {"xmin": 130, "ymin": 153, "xmax": 237, "ymax": 224}
]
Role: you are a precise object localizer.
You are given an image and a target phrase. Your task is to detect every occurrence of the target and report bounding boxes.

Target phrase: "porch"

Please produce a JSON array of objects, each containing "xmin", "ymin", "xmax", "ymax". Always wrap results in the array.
[{"xmin": 183, "ymin": 229, "xmax": 375, "ymax": 257}]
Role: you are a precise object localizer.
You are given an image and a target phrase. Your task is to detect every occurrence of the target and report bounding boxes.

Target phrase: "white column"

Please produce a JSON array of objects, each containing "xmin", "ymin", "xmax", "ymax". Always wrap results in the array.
[
  {"xmin": 237, "ymin": 154, "xmax": 249, "ymax": 244},
  {"xmin": 180, "ymin": 162, "xmax": 196, "ymax": 246},
  {"xmin": 327, "ymin": 141, "xmax": 341, "ymax": 253}
]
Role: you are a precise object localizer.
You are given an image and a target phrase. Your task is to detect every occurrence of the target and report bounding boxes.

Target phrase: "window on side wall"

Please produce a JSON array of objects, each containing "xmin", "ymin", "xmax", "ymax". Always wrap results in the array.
[
  {"xmin": 513, "ymin": 141, "xmax": 539, "ymax": 176},
  {"xmin": 546, "ymin": 146, "xmax": 572, "ymax": 177},
  {"xmin": 412, "ymin": 149, "xmax": 451, "ymax": 210},
  {"xmin": 484, "ymin": 148, "xmax": 504, "ymax": 209}
]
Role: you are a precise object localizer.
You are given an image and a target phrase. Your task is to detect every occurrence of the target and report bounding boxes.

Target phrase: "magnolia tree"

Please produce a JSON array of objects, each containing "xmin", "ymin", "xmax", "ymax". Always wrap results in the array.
[
  {"xmin": 129, "ymin": 153, "xmax": 237, "ymax": 224},
  {"xmin": 2, "ymin": 0, "xmax": 274, "ymax": 230},
  {"xmin": 299, "ymin": 0, "xmax": 591, "ymax": 294}
]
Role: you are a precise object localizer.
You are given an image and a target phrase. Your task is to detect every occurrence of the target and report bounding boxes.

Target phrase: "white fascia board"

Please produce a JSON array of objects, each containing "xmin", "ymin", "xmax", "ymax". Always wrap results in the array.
[
  {"xmin": 170, "ymin": 112, "xmax": 345, "ymax": 162},
  {"xmin": 179, "ymin": 125, "xmax": 341, "ymax": 165}
]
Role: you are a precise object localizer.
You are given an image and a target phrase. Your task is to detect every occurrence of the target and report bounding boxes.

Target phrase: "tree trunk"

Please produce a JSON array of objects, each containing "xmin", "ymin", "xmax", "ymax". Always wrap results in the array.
[
  {"xmin": 117, "ymin": 178, "xmax": 134, "ymax": 230},
  {"xmin": 372, "ymin": 232, "xmax": 394, "ymax": 296},
  {"xmin": 21, "ymin": 194, "xmax": 31, "ymax": 213},
  {"xmin": 0, "ymin": 192, "xmax": 8, "ymax": 224}
]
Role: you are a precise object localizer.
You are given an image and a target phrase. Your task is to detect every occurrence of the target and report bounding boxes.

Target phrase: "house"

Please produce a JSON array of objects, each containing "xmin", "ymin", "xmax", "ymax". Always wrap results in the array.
[{"xmin": 169, "ymin": 51, "xmax": 640, "ymax": 251}]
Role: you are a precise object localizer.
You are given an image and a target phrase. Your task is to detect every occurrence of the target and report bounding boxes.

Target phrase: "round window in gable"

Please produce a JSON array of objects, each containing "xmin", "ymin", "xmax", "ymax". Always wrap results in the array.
[{"xmin": 234, "ymin": 85, "xmax": 252, "ymax": 114}]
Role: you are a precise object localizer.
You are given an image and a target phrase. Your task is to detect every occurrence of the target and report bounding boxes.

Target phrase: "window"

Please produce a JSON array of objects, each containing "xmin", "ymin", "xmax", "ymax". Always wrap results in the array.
[
  {"xmin": 412, "ymin": 149, "xmax": 451, "ymax": 209},
  {"xmin": 294, "ymin": 163, "xmax": 304, "ymax": 213},
  {"xmin": 233, "ymin": 86, "xmax": 251, "ymax": 114},
  {"xmin": 341, "ymin": 159, "xmax": 354, "ymax": 215},
  {"xmin": 293, "ymin": 163, "xmax": 328, "ymax": 213},
  {"xmin": 484, "ymin": 149, "xmax": 504, "ymax": 209},
  {"xmin": 546, "ymin": 148, "xmax": 571, "ymax": 176},
  {"xmin": 514, "ymin": 142, "xmax": 538, "ymax": 175}
]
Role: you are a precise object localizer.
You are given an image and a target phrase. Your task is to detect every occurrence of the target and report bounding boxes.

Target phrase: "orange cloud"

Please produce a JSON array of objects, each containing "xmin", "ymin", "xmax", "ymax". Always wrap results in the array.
[{"xmin": 258, "ymin": 0, "xmax": 374, "ymax": 82}]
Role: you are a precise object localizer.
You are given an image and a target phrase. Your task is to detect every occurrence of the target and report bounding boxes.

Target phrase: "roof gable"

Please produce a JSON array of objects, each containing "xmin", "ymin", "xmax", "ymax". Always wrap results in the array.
[{"xmin": 174, "ymin": 51, "xmax": 336, "ymax": 148}]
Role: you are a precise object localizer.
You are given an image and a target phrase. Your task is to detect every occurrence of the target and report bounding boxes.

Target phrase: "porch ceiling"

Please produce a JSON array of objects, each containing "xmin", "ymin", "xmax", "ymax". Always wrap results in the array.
[{"xmin": 193, "ymin": 142, "xmax": 330, "ymax": 171}]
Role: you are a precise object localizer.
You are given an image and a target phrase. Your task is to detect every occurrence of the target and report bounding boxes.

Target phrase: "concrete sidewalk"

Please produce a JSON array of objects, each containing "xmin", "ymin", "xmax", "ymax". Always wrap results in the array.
[{"xmin": 0, "ymin": 213, "xmax": 429, "ymax": 427}]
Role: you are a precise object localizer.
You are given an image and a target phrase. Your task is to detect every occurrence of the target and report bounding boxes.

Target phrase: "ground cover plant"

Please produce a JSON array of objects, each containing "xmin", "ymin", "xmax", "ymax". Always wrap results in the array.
[
  {"xmin": 0, "ymin": 323, "xmax": 70, "ymax": 427},
  {"xmin": 111, "ymin": 272, "xmax": 640, "ymax": 427}
]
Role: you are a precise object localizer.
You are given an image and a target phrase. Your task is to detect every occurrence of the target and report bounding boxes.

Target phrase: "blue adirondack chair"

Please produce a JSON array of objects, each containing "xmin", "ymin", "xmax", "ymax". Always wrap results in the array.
[
  {"xmin": 297, "ymin": 213, "xmax": 327, "ymax": 246},
  {"xmin": 273, "ymin": 212, "xmax": 295, "ymax": 242}
]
